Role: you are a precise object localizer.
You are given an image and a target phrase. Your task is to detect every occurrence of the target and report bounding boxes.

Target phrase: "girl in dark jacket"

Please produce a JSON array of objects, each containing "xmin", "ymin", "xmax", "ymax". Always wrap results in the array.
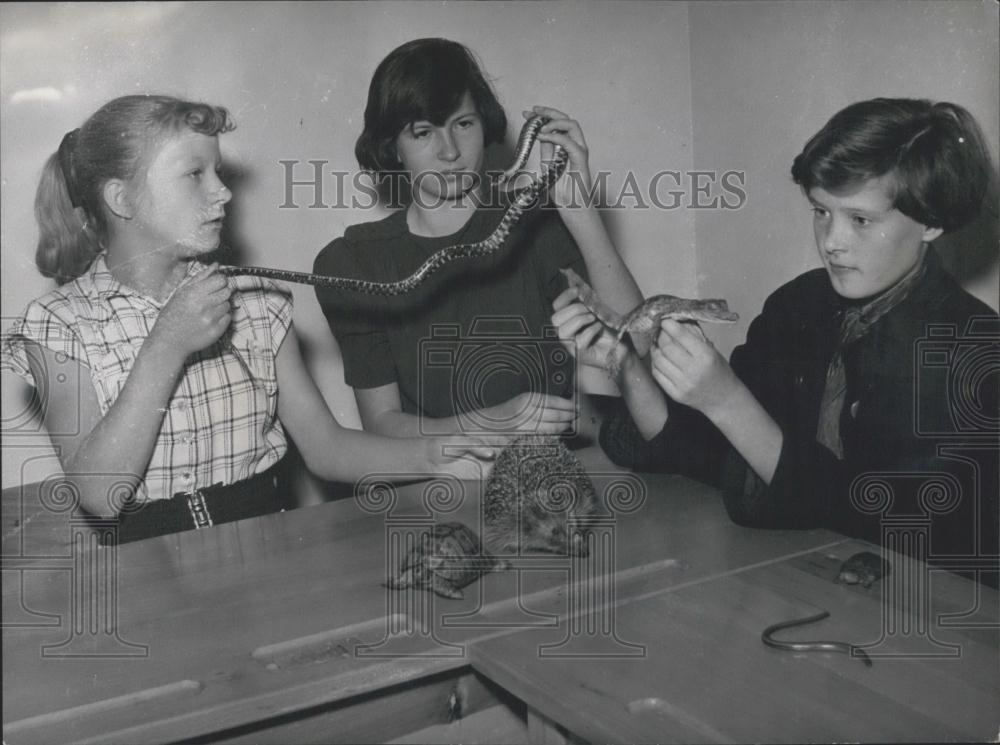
[{"xmin": 554, "ymin": 98, "xmax": 998, "ymax": 586}]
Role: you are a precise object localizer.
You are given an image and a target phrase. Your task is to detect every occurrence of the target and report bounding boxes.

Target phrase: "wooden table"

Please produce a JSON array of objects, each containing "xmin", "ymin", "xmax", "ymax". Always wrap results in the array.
[
  {"xmin": 4, "ymin": 447, "xmax": 993, "ymax": 744},
  {"xmin": 471, "ymin": 537, "xmax": 999, "ymax": 743}
]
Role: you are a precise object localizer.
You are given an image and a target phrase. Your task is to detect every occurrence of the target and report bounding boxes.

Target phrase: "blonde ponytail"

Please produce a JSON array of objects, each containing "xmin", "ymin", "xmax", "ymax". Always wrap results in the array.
[{"xmin": 35, "ymin": 136, "xmax": 101, "ymax": 284}]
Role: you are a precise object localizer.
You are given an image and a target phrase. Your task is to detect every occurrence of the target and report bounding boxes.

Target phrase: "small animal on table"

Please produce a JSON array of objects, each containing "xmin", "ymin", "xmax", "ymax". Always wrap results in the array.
[
  {"xmin": 835, "ymin": 550, "xmax": 891, "ymax": 588},
  {"xmin": 483, "ymin": 435, "xmax": 599, "ymax": 556},
  {"xmin": 385, "ymin": 522, "xmax": 509, "ymax": 599},
  {"xmin": 560, "ymin": 267, "xmax": 739, "ymax": 379}
]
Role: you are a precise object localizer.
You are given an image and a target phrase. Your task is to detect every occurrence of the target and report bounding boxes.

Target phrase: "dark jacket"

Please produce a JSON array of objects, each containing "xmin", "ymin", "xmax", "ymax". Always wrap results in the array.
[{"xmin": 601, "ymin": 250, "xmax": 998, "ymax": 584}]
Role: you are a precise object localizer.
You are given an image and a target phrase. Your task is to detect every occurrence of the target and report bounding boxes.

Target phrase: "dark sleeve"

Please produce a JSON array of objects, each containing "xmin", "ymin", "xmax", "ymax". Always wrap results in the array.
[
  {"xmin": 718, "ymin": 427, "xmax": 842, "ymax": 530},
  {"xmin": 312, "ymin": 237, "xmax": 397, "ymax": 390},
  {"xmin": 718, "ymin": 289, "xmax": 841, "ymax": 529},
  {"xmin": 598, "ymin": 396, "xmax": 726, "ymax": 483}
]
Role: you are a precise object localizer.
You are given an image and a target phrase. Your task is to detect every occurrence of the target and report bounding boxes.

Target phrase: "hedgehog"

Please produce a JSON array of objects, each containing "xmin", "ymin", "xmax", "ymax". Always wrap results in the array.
[
  {"xmin": 483, "ymin": 435, "xmax": 599, "ymax": 556},
  {"xmin": 385, "ymin": 522, "xmax": 510, "ymax": 599}
]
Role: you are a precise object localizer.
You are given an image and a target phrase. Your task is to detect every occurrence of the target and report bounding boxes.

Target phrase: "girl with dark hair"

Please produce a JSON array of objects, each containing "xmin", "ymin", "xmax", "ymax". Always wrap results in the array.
[
  {"xmin": 2, "ymin": 94, "xmax": 494, "ymax": 544},
  {"xmin": 554, "ymin": 98, "xmax": 998, "ymax": 585},
  {"xmin": 314, "ymin": 38, "xmax": 642, "ymax": 442}
]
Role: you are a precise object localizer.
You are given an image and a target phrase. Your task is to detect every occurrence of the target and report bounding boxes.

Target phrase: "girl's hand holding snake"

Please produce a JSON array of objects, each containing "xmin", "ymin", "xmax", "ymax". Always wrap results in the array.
[
  {"xmin": 524, "ymin": 105, "xmax": 591, "ymax": 208},
  {"xmin": 151, "ymin": 263, "xmax": 233, "ymax": 361},
  {"xmin": 651, "ymin": 318, "xmax": 741, "ymax": 419}
]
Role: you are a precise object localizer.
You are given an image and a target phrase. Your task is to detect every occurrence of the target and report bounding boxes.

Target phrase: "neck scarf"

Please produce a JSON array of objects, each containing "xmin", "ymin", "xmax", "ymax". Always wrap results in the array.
[{"xmin": 815, "ymin": 252, "xmax": 927, "ymax": 459}]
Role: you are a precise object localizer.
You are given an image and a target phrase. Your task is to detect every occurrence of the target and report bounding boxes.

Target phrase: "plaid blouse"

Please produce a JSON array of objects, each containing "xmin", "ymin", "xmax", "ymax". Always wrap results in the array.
[{"xmin": 2, "ymin": 255, "xmax": 292, "ymax": 501}]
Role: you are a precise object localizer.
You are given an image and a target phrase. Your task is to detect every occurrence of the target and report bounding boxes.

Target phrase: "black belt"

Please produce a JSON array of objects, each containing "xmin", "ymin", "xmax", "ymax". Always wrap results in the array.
[{"xmin": 101, "ymin": 459, "xmax": 292, "ymax": 546}]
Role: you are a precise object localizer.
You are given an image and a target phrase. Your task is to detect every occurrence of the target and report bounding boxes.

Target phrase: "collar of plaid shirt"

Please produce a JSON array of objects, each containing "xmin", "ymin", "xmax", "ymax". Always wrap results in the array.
[{"xmin": 89, "ymin": 253, "xmax": 203, "ymax": 306}]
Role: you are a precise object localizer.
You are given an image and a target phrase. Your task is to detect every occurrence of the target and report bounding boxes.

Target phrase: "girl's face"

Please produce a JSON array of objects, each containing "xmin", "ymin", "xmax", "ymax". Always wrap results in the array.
[
  {"xmin": 808, "ymin": 176, "xmax": 942, "ymax": 300},
  {"xmin": 128, "ymin": 130, "xmax": 231, "ymax": 258},
  {"xmin": 394, "ymin": 91, "xmax": 485, "ymax": 204}
]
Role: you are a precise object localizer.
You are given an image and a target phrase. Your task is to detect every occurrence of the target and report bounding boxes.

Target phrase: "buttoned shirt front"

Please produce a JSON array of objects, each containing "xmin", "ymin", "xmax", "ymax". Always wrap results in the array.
[{"xmin": 2, "ymin": 255, "xmax": 292, "ymax": 501}]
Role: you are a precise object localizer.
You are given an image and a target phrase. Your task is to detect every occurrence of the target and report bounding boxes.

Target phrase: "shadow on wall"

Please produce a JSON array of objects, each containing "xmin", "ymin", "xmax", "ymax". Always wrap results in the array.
[
  {"xmin": 8, "ymin": 383, "xmax": 41, "ymax": 438},
  {"xmin": 936, "ymin": 169, "xmax": 1000, "ymax": 287},
  {"xmin": 204, "ymin": 159, "xmax": 254, "ymax": 267}
]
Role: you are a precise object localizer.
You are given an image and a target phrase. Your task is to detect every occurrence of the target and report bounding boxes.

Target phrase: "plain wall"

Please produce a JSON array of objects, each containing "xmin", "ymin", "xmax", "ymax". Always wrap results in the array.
[{"xmin": 2, "ymin": 1, "xmax": 997, "ymax": 494}]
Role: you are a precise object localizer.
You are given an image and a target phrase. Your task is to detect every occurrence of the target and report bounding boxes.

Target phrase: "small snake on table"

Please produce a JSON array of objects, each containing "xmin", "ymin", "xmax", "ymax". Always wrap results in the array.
[
  {"xmin": 762, "ymin": 611, "xmax": 873, "ymax": 667},
  {"xmin": 219, "ymin": 115, "xmax": 566, "ymax": 295}
]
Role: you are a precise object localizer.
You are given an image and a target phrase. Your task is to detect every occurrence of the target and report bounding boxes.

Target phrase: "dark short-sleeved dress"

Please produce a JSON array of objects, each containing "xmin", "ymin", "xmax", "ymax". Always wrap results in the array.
[{"xmin": 314, "ymin": 206, "xmax": 587, "ymax": 420}]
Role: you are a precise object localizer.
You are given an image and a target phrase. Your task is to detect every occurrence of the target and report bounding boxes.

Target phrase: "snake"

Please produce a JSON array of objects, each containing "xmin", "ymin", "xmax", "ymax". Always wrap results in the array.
[
  {"xmin": 559, "ymin": 266, "xmax": 739, "ymax": 379},
  {"xmin": 218, "ymin": 115, "xmax": 566, "ymax": 295},
  {"xmin": 761, "ymin": 611, "xmax": 873, "ymax": 667}
]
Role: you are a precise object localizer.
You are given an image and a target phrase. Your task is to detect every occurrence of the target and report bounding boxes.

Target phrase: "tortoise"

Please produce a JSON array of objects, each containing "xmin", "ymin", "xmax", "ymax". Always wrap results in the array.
[{"xmin": 384, "ymin": 522, "xmax": 510, "ymax": 599}]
